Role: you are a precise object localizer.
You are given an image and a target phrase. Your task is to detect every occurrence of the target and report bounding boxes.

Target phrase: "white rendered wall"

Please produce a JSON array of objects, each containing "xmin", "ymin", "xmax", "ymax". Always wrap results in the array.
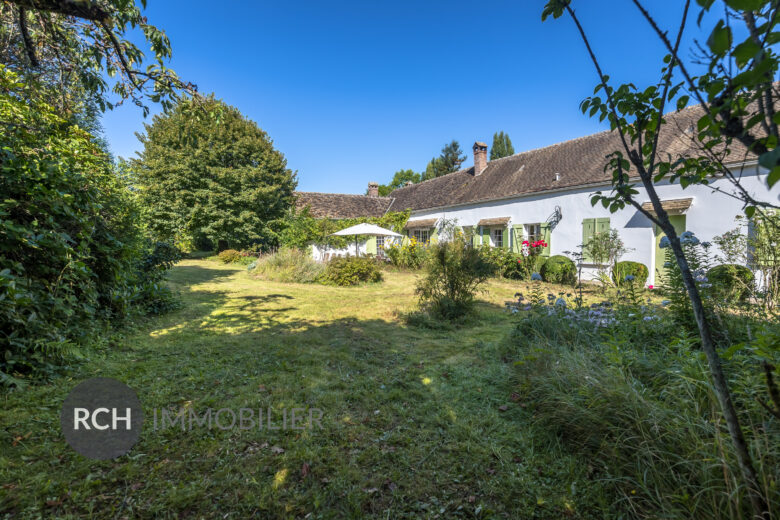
[{"xmin": 405, "ymin": 165, "xmax": 776, "ymax": 286}]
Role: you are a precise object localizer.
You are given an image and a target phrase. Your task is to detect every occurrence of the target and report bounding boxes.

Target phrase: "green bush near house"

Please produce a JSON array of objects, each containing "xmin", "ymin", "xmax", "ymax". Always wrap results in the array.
[
  {"xmin": 254, "ymin": 247, "xmax": 324, "ymax": 283},
  {"xmin": 708, "ymin": 264, "xmax": 754, "ymax": 303},
  {"xmin": 218, "ymin": 249, "xmax": 242, "ymax": 264},
  {"xmin": 612, "ymin": 261, "xmax": 649, "ymax": 288},
  {"xmin": 319, "ymin": 256, "xmax": 383, "ymax": 286},
  {"xmin": 540, "ymin": 255, "xmax": 577, "ymax": 285},
  {"xmin": 416, "ymin": 239, "xmax": 495, "ymax": 319},
  {"xmin": 385, "ymin": 239, "xmax": 428, "ymax": 269},
  {"xmin": 478, "ymin": 246, "xmax": 522, "ymax": 279}
]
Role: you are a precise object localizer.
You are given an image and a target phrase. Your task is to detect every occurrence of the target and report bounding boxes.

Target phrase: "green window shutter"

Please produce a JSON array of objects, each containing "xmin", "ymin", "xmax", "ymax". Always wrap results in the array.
[
  {"xmin": 502, "ymin": 227, "xmax": 509, "ymax": 249},
  {"xmin": 512, "ymin": 225, "xmax": 524, "ymax": 253},
  {"xmin": 430, "ymin": 226, "xmax": 438, "ymax": 244},
  {"xmin": 540, "ymin": 223, "xmax": 551, "ymax": 256},
  {"xmin": 472, "ymin": 226, "xmax": 480, "ymax": 247},
  {"xmin": 582, "ymin": 218, "xmax": 595, "ymax": 263},
  {"xmin": 481, "ymin": 226, "xmax": 490, "ymax": 247},
  {"xmin": 596, "ymin": 217, "xmax": 610, "ymax": 234},
  {"xmin": 366, "ymin": 236, "xmax": 377, "ymax": 255}
]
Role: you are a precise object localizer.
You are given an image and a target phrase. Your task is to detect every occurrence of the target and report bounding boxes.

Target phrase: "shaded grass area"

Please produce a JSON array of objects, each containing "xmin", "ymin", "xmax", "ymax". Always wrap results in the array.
[{"xmin": 1, "ymin": 259, "xmax": 612, "ymax": 519}]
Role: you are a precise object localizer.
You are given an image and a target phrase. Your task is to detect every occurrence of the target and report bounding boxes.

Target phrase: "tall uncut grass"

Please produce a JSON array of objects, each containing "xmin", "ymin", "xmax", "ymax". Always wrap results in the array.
[
  {"xmin": 507, "ymin": 310, "xmax": 779, "ymax": 519},
  {"xmin": 254, "ymin": 247, "xmax": 324, "ymax": 283}
]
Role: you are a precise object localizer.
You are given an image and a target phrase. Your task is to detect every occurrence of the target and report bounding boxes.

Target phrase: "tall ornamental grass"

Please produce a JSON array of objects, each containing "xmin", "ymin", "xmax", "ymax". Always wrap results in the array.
[
  {"xmin": 507, "ymin": 298, "xmax": 779, "ymax": 519},
  {"xmin": 254, "ymin": 247, "xmax": 324, "ymax": 283}
]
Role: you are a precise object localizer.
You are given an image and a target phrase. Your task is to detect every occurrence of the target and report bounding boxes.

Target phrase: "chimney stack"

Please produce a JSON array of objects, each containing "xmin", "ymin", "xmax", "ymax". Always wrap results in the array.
[
  {"xmin": 367, "ymin": 182, "xmax": 379, "ymax": 197},
  {"xmin": 473, "ymin": 141, "xmax": 488, "ymax": 175}
]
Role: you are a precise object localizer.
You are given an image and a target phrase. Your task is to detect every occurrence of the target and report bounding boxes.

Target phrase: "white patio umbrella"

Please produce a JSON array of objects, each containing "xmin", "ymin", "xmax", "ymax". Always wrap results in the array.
[{"xmin": 331, "ymin": 223, "xmax": 402, "ymax": 257}]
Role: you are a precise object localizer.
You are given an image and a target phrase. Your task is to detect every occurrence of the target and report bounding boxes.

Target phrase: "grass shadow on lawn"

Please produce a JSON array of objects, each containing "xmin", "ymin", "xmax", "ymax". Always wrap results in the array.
[{"xmin": 0, "ymin": 262, "xmax": 611, "ymax": 519}]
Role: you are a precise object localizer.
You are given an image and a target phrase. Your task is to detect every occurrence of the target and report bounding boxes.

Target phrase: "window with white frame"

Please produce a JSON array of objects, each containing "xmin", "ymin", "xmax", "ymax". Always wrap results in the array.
[
  {"xmin": 525, "ymin": 223, "xmax": 542, "ymax": 243},
  {"xmin": 492, "ymin": 228, "xmax": 503, "ymax": 248},
  {"xmin": 412, "ymin": 229, "xmax": 429, "ymax": 243},
  {"xmin": 376, "ymin": 235, "xmax": 385, "ymax": 249}
]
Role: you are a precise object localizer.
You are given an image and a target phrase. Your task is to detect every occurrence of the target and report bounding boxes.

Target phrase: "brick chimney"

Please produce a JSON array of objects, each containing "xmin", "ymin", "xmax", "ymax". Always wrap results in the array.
[
  {"xmin": 367, "ymin": 182, "xmax": 379, "ymax": 197},
  {"xmin": 473, "ymin": 141, "xmax": 488, "ymax": 175}
]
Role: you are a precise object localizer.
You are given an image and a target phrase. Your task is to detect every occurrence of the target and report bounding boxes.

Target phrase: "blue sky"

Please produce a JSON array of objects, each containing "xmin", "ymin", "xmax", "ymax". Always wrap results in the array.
[{"xmin": 102, "ymin": 0, "xmax": 711, "ymax": 194}]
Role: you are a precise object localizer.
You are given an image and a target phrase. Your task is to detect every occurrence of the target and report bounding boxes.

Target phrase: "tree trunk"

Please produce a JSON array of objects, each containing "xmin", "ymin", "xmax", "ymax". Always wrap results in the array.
[
  {"xmin": 664, "ymin": 234, "xmax": 768, "ymax": 518},
  {"xmin": 649, "ymin": 195, "xmax": 769, "ymax": 518}
]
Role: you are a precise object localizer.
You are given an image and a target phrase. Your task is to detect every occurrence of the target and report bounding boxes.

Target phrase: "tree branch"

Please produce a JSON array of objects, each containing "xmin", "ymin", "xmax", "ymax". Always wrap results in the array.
[
  {"xmin": 8, "ymin": 0, "xmax": 109, "ymax": 22},
  {"xmin": 17, "ymin": 7, "xmax": 39, "ymax": 67},
  {"xmin": 97, "ymin": 19, "xmax": 140, "ymax": 90}
]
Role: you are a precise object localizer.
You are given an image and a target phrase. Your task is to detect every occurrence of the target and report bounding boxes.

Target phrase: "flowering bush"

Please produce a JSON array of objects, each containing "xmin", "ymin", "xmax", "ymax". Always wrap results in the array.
[
  {"xmin": 385, "ymin": 236, "xmax": 428, "ymax": 269},
  {"xmin": 521, "ymin": 240, "xmax": 549, "ymax": 279}
]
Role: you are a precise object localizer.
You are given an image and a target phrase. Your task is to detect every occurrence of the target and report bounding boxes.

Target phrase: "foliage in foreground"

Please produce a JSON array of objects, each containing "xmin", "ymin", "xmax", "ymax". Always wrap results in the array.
[
  {"xmin": 508, "ymin": 293, "xmax": 780, "ymax": 519},
  {"xmin": 0, "ymin": 66, "xmax": 179, "ymax": 385}
]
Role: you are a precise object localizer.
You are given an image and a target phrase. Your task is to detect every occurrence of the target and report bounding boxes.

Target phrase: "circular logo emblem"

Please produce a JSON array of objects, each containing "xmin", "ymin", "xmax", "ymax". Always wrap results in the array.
[{"xmin": 60, "ymin": 377, "xmax": 143, "ymax": 460}]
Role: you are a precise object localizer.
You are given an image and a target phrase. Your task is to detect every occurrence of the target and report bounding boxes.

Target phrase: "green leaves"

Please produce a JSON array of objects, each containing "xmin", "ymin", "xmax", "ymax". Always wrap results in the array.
[
  {"xmin": 759, "ymin": 148, "xmax": 780, "ymax": 187},
  {"xmin": 707, "ymin": 20, "xmax": 732, "ymax": 55},
  {"xmin": 6, "ymin": 0, "xmax": 192, "ymax": 117},
  {"xmin": 732, "ymin": 39, "xmax": 761, "ymax": 68},
  {"xmin": 541, "ymin": 0, "xmax": 571, "ymax": 21},
  {"xmin": 724, "ymin": 0, "xmax": 764, "ymax": 10},
  {"xmin": 133, "ymin": 97, "xmax": 297, "ymax": 250}
]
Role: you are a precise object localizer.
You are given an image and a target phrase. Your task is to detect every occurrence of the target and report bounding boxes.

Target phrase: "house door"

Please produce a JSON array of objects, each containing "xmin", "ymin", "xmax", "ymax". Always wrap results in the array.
[{"xmin": 654, "ymin": 215, "xmax": 686, "ymax": 285}]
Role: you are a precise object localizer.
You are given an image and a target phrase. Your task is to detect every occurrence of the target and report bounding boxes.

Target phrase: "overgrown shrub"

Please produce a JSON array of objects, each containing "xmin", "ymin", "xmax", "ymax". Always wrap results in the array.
[
  {"xmin": 416, "ymin": 238, "xmax": 495, "ymax": 319},
  {"xmin": 135, "ymin": 241, "xmax": 182, "ymax": 315},
  {"xmin": 320, "ymin": 256, "xmax": 383, "ymax": 286},
  {"xmin": 385, "ymin": 237, "xmax": 428, "ymax": 269},
  {"xmin": 0, "ymin": 66, "xmax": 178, "ymax": 385},
  {"xmin": 478, "ymin": 246, "xmax": 522, "ymax": 278},
  {"xmin": 508, "ymin": 308, "xmax": 780, "ymax": 519},
  {"xmin": 540, "ymin": 255, "xmax": 576, "ymax": 285},
  {"xmin": 218, "ymin": 249, "xmax": 242, "ymax": 264},
  {"xmin": 254, "ymin": 247, "xmax": 324, "ymax": 283},
  {"xmin": 708, "ymin": 264, "xmax": 754, "ymax": 303},
  {"xmin": 659, "ymin": 232, "xmax": 717, "ymax": 332},
  {"xmin": 612, "ymin": 261, "xmax": 649, "ymax": 288}
]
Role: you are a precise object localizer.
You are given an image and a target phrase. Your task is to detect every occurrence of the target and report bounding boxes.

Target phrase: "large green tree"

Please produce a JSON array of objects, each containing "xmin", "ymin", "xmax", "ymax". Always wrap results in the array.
[
  {"xmin": 422, "ymin": 140, "xmax": 467, "ymax": 180},
  {"xmin": 376, "ymin": 169, "xmax": 421, "ymax": 196},
  {"xmin": 134, "ymin": 97, "xmax": 297, "ymax": 251},
  {"xmin": 490, "ymin": 131, "xmax": 515, "ymax": 159}
]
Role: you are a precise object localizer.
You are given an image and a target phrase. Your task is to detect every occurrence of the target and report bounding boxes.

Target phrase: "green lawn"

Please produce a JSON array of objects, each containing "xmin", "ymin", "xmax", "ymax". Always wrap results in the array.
[{"xmin": 1, "ymin": 259, "xmax": 610, "ymax": 519}]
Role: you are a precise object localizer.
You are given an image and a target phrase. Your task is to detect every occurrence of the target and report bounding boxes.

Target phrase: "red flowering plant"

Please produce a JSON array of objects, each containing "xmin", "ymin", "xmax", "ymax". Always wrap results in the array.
[{"xmin": 515, "ymin": 239, "xmax": 547, "ymax": 280}]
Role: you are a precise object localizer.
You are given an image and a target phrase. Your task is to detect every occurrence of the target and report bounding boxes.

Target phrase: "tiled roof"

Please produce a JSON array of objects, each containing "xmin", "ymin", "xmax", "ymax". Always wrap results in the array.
[
  {"xmin": 478, "ymin": 217, "xmax": 511, "ymax": 226},
  {"xmin": 641, "ymin": 197, "xmax": 693, "ymax": 214},
  {"xmin": 294, "ymin": 192, "xmax": 393, "ymax": 219},
  {"xmin": 404, "ymin": 218, "xmax": 438, "ymax": 228},
  {"xmin": 388, "ymin": 105, "xmax": 759, "ymax": 212}
]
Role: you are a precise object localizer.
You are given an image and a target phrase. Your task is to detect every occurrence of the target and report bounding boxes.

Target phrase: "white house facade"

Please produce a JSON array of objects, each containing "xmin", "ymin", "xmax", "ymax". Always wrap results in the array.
[
  {"xmin": 296, "ymin": 104, "xmax": 778, "ymax": 283},
  {"xmin": 401, "ymin": 161, "xmax": 772, "ymax": 286}
]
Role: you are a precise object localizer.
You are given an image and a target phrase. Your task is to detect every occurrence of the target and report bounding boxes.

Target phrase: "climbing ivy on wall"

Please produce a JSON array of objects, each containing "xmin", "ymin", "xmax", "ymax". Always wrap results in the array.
[{"xmin": 277, "ymin": 208, "xmax": 410, "ymax": 249}]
